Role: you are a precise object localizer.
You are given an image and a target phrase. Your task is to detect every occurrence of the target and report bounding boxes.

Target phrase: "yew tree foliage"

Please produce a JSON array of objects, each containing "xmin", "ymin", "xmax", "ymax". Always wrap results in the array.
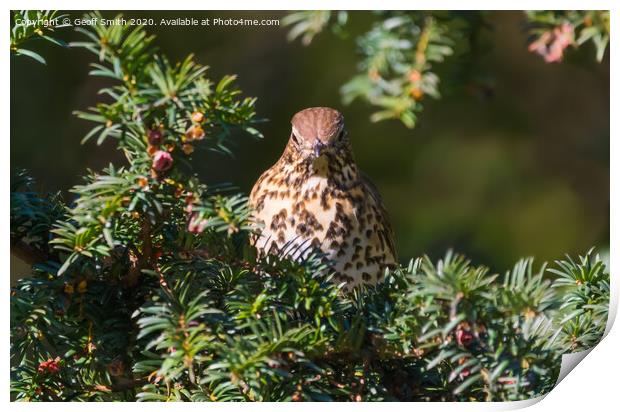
[
  {"xmin": 284, "ymin": 10, "xmax": 610, "ymax": 128},
  {"xmin": 10, "ymin": 10, "xmax": 71, "ymax": 64},
  {"xmin": 10, "ymin": 13, "xmax": 609, "ymax": 402}
]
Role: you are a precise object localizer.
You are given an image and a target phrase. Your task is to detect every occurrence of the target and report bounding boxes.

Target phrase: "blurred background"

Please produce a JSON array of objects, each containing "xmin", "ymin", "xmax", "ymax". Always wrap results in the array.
[{"xmin": 10, "ymin": 11, "xmax": 609, "ymax": 272}]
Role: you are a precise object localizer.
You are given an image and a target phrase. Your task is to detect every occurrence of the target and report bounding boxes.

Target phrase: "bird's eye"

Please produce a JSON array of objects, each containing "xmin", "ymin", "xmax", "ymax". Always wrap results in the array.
[{"xmin": 291, "ymin": 132, "xmax": 301, "ymax": 145}]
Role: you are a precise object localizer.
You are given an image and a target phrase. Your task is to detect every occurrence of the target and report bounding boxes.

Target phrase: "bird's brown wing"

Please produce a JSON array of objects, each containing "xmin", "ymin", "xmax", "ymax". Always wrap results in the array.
[{"xmin": 360, "ymin": 173, "xmax": 397, "ymax": 260}]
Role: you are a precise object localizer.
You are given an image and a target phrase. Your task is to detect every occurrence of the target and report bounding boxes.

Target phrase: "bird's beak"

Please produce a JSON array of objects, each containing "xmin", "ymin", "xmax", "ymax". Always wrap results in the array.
[{"xmin": 313, "ymin": 141, "xmax": 326, "ymax": 158}]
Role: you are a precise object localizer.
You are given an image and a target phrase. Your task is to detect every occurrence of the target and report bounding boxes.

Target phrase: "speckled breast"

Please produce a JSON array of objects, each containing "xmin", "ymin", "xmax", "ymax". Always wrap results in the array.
[{"xmin": 249, "ymin": 154, "xmax": 396, "ymax": 288}]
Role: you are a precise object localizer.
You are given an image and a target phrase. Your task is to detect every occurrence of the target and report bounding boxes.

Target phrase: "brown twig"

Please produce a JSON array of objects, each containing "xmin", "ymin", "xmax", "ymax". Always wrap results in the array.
[{"xmin": 123, "ymin": 217, "xmax": 154, "ymax": 287}]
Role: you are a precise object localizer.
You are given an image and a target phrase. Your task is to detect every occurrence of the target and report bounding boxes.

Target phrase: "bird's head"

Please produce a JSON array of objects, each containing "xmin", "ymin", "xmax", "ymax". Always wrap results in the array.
[{"xmin": 289, "ymin": 107, "xmax": 348, "ymax": 159}]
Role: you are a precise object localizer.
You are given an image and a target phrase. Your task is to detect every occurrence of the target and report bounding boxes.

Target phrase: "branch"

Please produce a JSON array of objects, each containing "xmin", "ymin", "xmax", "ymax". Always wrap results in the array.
[{"xmin": 123, "ymin": 217, "xmax": 153, "ymax": 287}]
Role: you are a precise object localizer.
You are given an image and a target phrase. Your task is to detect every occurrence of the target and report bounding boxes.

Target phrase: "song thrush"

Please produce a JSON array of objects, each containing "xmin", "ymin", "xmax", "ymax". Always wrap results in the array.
[{"xmin": 249, "ymin": 107, "xmax": 397, "ymax": 288}]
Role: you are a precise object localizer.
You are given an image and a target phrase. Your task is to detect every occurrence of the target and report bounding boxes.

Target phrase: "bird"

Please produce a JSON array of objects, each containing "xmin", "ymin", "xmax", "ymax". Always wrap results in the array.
[{"xmin": 249, "ymin": 107, "xmax": 397, "ymax": 289}]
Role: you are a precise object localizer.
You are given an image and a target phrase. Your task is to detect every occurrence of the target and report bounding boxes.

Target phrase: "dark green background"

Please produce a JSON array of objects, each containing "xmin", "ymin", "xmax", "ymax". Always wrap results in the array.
[{"xmin": 10, "ymin": 11, "xmax": 610, "ymax": 271}]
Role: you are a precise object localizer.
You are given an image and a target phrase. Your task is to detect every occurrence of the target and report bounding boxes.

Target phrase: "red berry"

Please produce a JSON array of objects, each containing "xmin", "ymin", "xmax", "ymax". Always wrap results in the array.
[
  {"xmin": 38, "ymin": 357, "xmax": 61, "ymax": 374},
  {"xmin": 152, "ymin": 151, "xmax": 173, "ymax": 172},
  {"xmin": 455, "ymin": 324, "xmax": 474, "ymax": 347}
]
